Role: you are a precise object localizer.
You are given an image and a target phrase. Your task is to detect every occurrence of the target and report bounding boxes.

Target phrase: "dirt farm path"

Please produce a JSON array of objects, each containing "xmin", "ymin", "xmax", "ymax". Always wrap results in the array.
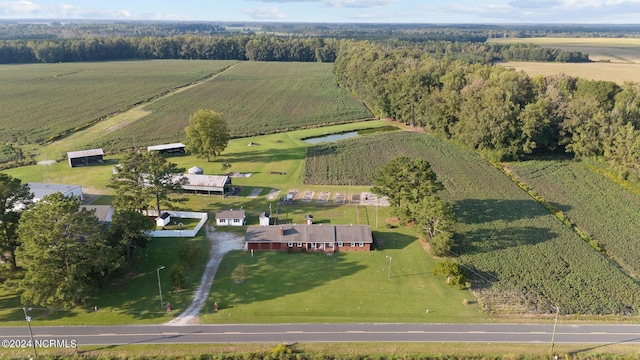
[{"xmin": 165, "ymin": 226, "xmax": 245, "ymax": 325}]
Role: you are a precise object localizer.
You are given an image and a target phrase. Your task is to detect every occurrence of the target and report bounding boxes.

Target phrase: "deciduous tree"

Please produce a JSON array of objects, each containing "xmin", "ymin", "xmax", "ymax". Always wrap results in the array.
[
  {"xmin": 432, "ymin": 260, "xmax": 468, "ymax": 289},
  {"xmin": 372, "ymin": 156, "xmax": 443, "ymax": 211},
  {"xmin": 185, "ymin": 109, "xmax": 230, "ymax": 161}
]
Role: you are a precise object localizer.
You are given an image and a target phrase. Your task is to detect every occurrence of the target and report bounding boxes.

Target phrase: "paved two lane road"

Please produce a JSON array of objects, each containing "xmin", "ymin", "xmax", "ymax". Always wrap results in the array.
[{"xmin": 1, "ymin": 323, "xmax": 639, "ymax": 346}]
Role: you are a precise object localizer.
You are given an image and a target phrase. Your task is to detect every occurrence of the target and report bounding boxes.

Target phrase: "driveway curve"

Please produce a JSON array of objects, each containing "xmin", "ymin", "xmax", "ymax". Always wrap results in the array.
[{"xmin": 165, "ymin": 225, "xmax": 244, "ymax": 325}]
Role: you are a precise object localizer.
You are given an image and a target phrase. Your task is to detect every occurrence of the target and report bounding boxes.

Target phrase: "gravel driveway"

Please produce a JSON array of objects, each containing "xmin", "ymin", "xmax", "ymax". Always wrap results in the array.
[{"xmin": 165, "ymin": 226, "xmax": 245, "ymax": 325}]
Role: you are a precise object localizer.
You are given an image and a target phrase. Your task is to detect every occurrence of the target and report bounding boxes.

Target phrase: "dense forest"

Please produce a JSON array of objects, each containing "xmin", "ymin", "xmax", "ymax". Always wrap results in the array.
[
  {"xmin": 333, "ymin": 40, "xmax": 640, "ymax": 182},
  {"xmin": 0, "ymin": 34, "xmax": 588, "ymax": 64}
]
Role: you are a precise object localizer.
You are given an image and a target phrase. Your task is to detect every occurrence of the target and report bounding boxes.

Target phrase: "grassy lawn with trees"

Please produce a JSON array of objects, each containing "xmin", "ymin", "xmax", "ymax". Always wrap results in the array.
[{"xmin": 0, "ymin": 123, "xmax": 489, "ymax": 326}]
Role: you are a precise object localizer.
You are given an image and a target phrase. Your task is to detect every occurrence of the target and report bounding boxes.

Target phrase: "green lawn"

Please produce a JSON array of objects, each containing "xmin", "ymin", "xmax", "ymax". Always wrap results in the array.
[
  {"xmin": 0, "ymin": 232, "xmax": 210, "ymax": 325},
  {"xmin": 1, "ymin": 123, "xmax": 490, "ymax": 325},
  {"xmin": 202, "ymin": 225, "xmax": 486, "ymax": 324}
]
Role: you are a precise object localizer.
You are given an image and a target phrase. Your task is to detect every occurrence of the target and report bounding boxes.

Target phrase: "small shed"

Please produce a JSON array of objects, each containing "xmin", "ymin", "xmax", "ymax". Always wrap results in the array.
[
  {"xmin": 67, "ymin": 148, "xmax": 104, "ymax": 168},
  {"xmin": 156, "ymin": 212, "xmax": 171, "ymax": 227},
  {"xmin": 216, "ymin": 209, "xmax": 246, "ymax": 226},
  {"xmin": 188, "ymin": 166, "xmax": 204, "ymax": 175},
  {"xmin": 147, "ymin": 143, "xmax": 186, "ymax": 155},
  {"xmin": 259, "ymin": 212, "xmax": 270, "ymax": 226}
]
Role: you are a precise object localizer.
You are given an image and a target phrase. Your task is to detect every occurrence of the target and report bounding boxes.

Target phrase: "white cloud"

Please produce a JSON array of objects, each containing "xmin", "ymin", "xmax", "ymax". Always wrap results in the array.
[
  {"xmin": 0, "ymin": 1, "xmax": 132, "ymax": 19},
  {"xmin": 254, "ymin": 0, "xmax": 397, "ymax": 8},
  {"xmin": 241, "ymin": 6, "xmax": 286, "ymax": 20},
  {"xmin": 325, "ymin": 0, "xmax": 397, "ymax": 8},
  {"xmin": 55, "ymin": 4, "xmax": 131, "ymax": 19},
  {"xmin": 417, "ymin": 0, "xmax": 640, "ymax": 23},
  {"xmin": 0, "ymin": 0, "xmax": 51, "ymax": 16}
]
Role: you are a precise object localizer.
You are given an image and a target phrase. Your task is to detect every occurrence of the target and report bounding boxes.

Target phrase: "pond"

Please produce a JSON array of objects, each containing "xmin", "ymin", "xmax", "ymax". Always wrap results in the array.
[{"xmin": 303, "ymin": 125, "xmax": 399, "ymax": 144}]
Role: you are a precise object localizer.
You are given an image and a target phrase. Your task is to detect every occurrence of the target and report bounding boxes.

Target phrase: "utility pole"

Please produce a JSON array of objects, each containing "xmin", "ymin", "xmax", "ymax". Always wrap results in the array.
[
  {"xmin": 550, "ymin": 306, "xmax": 560, "ymax": 354},
  {"xmin": 157, "ymin": 266, "xmax": 165, "ymax": 308},
  {"xmin": 23, "ymin": 307, "xmax": 37, "ymax": 358}
]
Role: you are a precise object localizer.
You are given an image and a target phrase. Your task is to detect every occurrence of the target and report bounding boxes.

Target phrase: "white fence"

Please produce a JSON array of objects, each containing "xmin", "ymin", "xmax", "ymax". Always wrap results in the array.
[{"xmin": 147, "ymin": 210, "xmax": 208, "ymax": 237}]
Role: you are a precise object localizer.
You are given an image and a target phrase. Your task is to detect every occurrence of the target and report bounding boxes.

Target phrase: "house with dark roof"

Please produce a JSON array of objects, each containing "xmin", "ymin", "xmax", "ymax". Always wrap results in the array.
[{"xmin": 245, "ymin": 224, "xmax": 373, "ymax": 252}]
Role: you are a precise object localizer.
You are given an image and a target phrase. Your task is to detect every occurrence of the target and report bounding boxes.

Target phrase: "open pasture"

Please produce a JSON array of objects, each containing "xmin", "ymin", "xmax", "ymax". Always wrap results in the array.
[
  {"xmin": 505, "ymin": 160, "xmax": 640, "ymax": 280},
  {"xmin": 0, "ymin": 60, "xmax": 236, "ymax": 145},
  {"xmin": 304, "ymin": 131, "xmax": 640, "ymax": 315},
  {"xmin": 97, "ymin": 61, "xmax": 373, "ymax": 151}
]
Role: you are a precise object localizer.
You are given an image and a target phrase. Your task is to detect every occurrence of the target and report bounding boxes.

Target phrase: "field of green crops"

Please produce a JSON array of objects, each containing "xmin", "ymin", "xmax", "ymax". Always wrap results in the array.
[
  {"xmin": 303, "ymin": 131, "xmax": 640, "ymax": 314},
  {"xmin": 0, "ymin": 60, "xmax": 236, "ymax": 145},
  {"xmin": 505, "ymin": 160, "xmax": 640, "ymax": 280},
  {"xmin": 97, "ymin": 61, "xmax": 373, "ymax": 151}
]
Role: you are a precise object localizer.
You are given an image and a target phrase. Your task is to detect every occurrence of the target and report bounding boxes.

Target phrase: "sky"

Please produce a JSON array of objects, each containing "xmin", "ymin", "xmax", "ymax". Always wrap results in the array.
[{"xmin": 2, "ymin": 0, "xmax": 640, "ymax": 24}]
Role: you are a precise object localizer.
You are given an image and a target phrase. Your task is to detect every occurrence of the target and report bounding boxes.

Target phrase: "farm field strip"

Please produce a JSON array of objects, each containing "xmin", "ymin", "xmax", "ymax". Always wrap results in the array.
[
  {"xmin": 98, "ymin": 61, "xmax": 373, "ymax": 151},
  {"xmin": 498, "ymin": 61, "xmax": 640, "ymax": 85},
  {"xmin": 303, "ymin": 131, "xmax": 640, "ymax": 314},
  {"xmin": 505, "ymin": 160, "xmax": 640, "ymax": 279},
  {"xmin": 0, "ymin": 60, "xmax": 236, "ymax": 145},
  {"xmin": 488, "ymin": 37, "xmax": 640, "ymax": 63},
  {"xmin": 36, "ymin": 62, "xmax": 241, "ymax": 162}
]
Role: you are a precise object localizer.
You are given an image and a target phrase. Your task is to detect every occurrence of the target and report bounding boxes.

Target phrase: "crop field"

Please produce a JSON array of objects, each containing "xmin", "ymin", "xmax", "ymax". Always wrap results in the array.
[
  {"xmin": 0, "ymin": 60, "xmax": 236, "ymax": 145},
  {"xmin": 505, "ymin": 160, "xmax": 640, "ymax": 279},
  {"xmin": 304, "ymin": 127, "xmax": 437, "ymax": 185},
  {"xmin": 97, "ymin": 61, "xmax": 373, "ymax": 151},
  {"xmin": 498, "ymin": 61, "xmax": 640, "ymax": 85},
  {"xmin": 490, "ymin": 37, "xmax": 640, "ymax": 84},
  {"xmin": 303, "ymin": 130, "xmax": 640, "ymax": 314},
  {"xmin": 488, "ymin": 37, "xmax": 640, "ymax": 63}
]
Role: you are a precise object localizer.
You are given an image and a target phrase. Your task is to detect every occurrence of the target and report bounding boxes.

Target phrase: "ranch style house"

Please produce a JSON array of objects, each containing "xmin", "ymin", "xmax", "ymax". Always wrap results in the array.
[{"xmin": 245, "ymin": 224, "xmax": 373, "ymax": 252}]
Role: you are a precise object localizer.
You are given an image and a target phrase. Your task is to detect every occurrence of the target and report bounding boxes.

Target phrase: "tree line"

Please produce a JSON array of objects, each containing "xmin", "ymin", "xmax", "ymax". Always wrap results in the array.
[
  {"xmin": 334, "ymin": 40, "xmax": 640, "ymax": 182},
  {"xmin": 0, "ymin": 35, "xmax": 338, "ymax": 64},
  {"xmin": 0, "ymin": 34, "xmax": 589, "ymax": 64}
]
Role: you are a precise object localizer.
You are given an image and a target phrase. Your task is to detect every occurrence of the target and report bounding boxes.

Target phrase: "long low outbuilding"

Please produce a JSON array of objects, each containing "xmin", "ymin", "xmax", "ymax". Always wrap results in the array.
[
  {"xmin": 246, "ymin": 224, "xmax": 373, "ymax": 252},
  {"xmin": 179, "ymin": 174, "xmax": 231, "ymax": 195},
  {"xmin": 147, "ymin": 142, "xmax": 186, "ymax": 155},
  {"xmin": 67, "ymin": 148, "xmax": 104, "ymax": 167}
]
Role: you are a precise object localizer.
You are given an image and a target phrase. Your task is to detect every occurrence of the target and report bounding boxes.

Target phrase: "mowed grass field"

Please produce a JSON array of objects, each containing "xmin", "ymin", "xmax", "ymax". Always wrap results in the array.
[
  {"xmin": 490, "ymin": 37, "xmax": 640, "ymax": 84},
  {"xmin": 0, "ymin": 60, "xmax": 237, "ymax": 145}
]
